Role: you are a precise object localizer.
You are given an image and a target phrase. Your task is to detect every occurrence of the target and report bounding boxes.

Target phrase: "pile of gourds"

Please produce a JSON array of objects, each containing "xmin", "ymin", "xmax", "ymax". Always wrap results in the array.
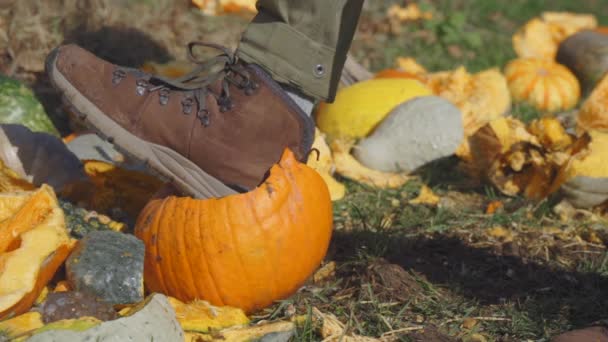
[{"xmin": 310, "ymin": 11, "xmax": 608, "ymax": 210}]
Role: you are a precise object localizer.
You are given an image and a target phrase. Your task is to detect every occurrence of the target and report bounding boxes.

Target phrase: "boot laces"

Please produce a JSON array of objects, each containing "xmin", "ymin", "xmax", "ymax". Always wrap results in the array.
[{"xmin": 139, "ymin": 42, "xmax": 258, "ymax": 125}]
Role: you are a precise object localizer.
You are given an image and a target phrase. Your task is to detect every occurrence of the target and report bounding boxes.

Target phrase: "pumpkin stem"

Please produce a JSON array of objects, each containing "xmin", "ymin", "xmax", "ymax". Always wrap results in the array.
[{"xmin": 307, "ymin": 148, "xmax": 321, "ymax": 162}]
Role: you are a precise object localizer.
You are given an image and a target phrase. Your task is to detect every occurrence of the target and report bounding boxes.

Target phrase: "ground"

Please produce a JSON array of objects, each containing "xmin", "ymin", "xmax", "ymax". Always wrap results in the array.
[{"xmin": 2, "ymin": 0, "xmax": 608, "ymax": 341}]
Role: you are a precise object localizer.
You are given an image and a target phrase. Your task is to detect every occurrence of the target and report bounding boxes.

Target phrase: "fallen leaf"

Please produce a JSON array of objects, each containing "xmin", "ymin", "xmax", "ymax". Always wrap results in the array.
[
  {"xmin": 313, "ymin": 307, "xmax": 379, "ymax": 342},
  {"xmin": 487, "ymin": 226, "xmax": 514, "ymax": 242},
  {"xmin": 387, "ymin": 3, "xmax": 433, "ymax": 22},
  {"xmin": 485, "ymin": 201, "xmax": 504, "ymax": 214},
  {"xmin": 462, "ymin": 318, "xmax": 478, "ymax": 329},
  {"xmin": 313, "ymin": 261, "xmax": 336, "ymax": 284},
  {"xmin": 410, "ymin": 185, "xmax": 440, "ymax": 206}
]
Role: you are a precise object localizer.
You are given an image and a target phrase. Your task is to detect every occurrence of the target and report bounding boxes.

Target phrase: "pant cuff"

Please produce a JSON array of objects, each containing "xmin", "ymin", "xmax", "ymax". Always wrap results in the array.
[{"xmin": 236, "ymin": 17, "xmax": 336, "ymax": 101}]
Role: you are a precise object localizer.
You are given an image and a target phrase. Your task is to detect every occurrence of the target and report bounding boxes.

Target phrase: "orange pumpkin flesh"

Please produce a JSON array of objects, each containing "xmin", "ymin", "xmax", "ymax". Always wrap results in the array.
[
  {"xmin": 135, "ymin": 149, "xmax": 333, "ymax": 313},
  {"xmin": 0, "ymin": 186, "xmax": 74, "ymax": 320},
  {"xmin": 0, "ymin": 244, "xmax": 71, "ymax": 319}
]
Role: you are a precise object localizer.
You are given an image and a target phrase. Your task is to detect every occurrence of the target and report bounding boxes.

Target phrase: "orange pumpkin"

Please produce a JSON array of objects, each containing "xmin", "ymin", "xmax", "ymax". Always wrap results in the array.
[
  {"xmin": 504, "ymin": 58, "xmax": 580, "ymax": 112},
  {"xmin": 135, "ymin": 149, "xmax": 333, "ymax": 313}
]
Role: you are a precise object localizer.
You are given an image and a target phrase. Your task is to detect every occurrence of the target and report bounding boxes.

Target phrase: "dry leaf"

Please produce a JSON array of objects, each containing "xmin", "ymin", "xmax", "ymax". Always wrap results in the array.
[
  {"xmin": 487, "ymin": 226, "xmax": 514, "ymax": 242},
  {"xmin": 410, "ymin": 185, "xmax": 440, "ymax": 206},
  {"xmin": 485, "ymin": 201, "xmax": 504, "ymax": 214},
  {"xmin": 313, "ymin": 307, "xmax": 379, "ymax": 342},
  {"xmin": 387, "ymin": 3, "xmax": 432, "ymax": 22},
  {"xmin": 313, "ymin": 261, "xmax": 337, "ymax": 284}
]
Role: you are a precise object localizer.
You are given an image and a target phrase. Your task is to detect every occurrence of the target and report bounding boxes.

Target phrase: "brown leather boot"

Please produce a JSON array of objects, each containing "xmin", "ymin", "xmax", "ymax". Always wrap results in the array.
[{"xmin": 45, "ymin": 43, "xmax": 315, "ymax": 198}]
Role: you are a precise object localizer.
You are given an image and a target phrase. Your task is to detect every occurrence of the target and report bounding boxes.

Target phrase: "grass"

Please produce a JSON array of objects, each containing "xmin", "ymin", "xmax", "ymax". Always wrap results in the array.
[{"xmin": 285, "ymin": 3, "xmax": 608, "ymax": 340}]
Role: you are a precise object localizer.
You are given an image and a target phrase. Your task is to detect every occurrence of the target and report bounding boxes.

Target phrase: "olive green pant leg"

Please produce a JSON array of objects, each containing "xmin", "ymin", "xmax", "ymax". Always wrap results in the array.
[{"xmin": 236, "ymin": 0, "xmax": 364, "ymax": 102}]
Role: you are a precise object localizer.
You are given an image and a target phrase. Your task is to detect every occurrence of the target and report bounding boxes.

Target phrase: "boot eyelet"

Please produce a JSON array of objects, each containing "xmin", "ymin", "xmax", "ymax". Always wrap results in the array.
[
  {"xmin": 244, "ymin": 81, "xmax": 259, "ymax": 95},
  {"xmin": 159, "ymin": 88, "xmax": 170, "ymax": 106},
  {"xmin": 197, "ymin": 109, "xmax": 210, "ymax": 127},
  {"xmin": 244, "ymin": 87, "xmax": 255, "ymax": 96},
  {"xmin": 219, "ymin": 101, "xmax": 234, "ymax": 113},
  {"xmin": 112, "ymin": 69, "xmax": 126, "ymax": 85},
  {"xmin": 136, "ymin": 80, "xmax": 148, "ymax": 96},
  {"xmin": 181, "ymin": 97, "xmax": 194, "ymax": 114}
]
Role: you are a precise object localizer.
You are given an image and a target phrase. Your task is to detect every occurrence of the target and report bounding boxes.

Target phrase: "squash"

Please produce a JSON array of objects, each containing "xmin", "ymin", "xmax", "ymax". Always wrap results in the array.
[
  {"xmin": 0, "ymin": 124, "xmax": 88, "ymax": 193},
  {"xmin": 0, "ymin": 158, "xmax": 35, "ymax": 193},
  {"xmin": 135, "ymin": 149, "xmax": 333, "ymax": 313},
  {"xmin": 513, "ymin": 13, "xmax": 597, "ymax": 60},
  {"xmin": 577, "ymin": 73, "xmax": 608, "ymax": 134},
  {"xmin": 527, "ymin": 116, "xmax": 573, "ymax": 150},
  {"xmin": 353, "ymin": 96, "xmax": 463, "ymax": 172},
  {"xmin": 23, "ymin": 294, "xmax": 184, "ymax": 342},
  {"xmin": 557, "ymin": 30, "xmax": 608, "ymax": 95},
  {"xmin": 374, "ymin": 69, "xmax": 425, "ymax": 82},
  {"xmin": 551, "ymin": 131, "xmax": 608, "ymax": 208},
  {"xmin": 306, "ymin": 129, "xmax": 345, "ymax": 201},
  {"xmin": 426, "ymin": 67, "xmax": 510, "ymax": 139},
  {"xmin": 0, "ymin": 312, "xmax": 44, "ymax": 340},
  {"xmin": 0, "ymin": 76, "xmax": 59, "ymax": 136},
  {"xmin": 504, "ymin": 58, "xmax": 580, "ymax": 112},
  {"xmin": 331, "ymin": 139, "xmax": 410, "ymax": 189},
  {"xmin": 0, "ymin": 185, "xmax": 74, "ymax": 320},
  {"xmin": 66, "ymin": 230, "xmax": 145, "ymax": 305},
  {"xmin": 465, "ymin": 117, "xmax": 570, "ymax": 200},
  {"xmin": 315, "ymin": 78, "xmax": 432, "ymax": 139},
  {"xmin": 167, "ymin": 297, "xmax": 249, "ymax": 333}
]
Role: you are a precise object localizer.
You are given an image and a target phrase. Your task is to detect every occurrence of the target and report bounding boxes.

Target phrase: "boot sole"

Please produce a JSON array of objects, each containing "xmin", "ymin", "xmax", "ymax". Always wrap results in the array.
[{"xmin": 46, "ymin": 48, "xmax": 237, "ymax": 199}]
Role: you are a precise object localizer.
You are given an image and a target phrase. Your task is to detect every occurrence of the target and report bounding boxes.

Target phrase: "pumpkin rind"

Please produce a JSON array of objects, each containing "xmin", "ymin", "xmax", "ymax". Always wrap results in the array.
[
  {"xmin": 135, "ymin": 149, "xmax": 333, "ymax": 313},
  {"xmin": 504, "ymin": 58, "xmax": 580, "ymax": 112}
]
